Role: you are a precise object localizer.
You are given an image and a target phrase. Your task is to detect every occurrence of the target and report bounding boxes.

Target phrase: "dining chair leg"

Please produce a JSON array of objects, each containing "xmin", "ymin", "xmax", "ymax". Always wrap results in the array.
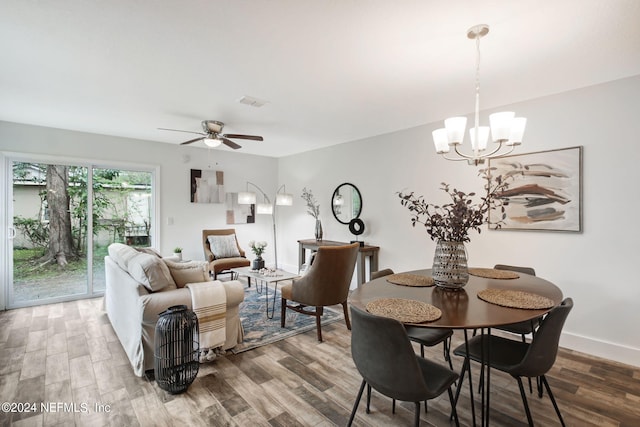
[
  {"xmin": 521, "ymin": 333, "xmax": 534, "ymax": 394},
  {"xmin": 516, "ymin": 376, "xmax": 535, "ymax": 426},
  {"xmin": 280, "ymin": 298, "xmax": 287, "ymax": 327},
  {"xmin": 448, "ymin": 387, "xmax": 460, "ymax": 427},
  {"xmin": 347, "ymin": 379, "xmax": 366, "ymax": 426},
  {"xmin": 392, "ymin": 398, "xmax": 396, "ymax": 414},
  {"xmin": 342, "ymin": 301, "xmax": 351, "ymax": 330},
  {"xmin": 413, "ymin": 402, "xmax": 421, "ymax": 427},
  {"xmin": 537, "ymin": 376, "xmax": 544, "ymax": 398},
  {"xmin": 366, "ymin": 384, "xmax": 372, "ymax": 413},
  {"xmin": 541, "ymin": 375, "xmax": 566, "ymax": 427},
  {"xmin": 444, "ymin": 337, "xmax": 454, "ymax": 371},
  {"xmin": 452, "ymin": 357, "xmax": 471, "ymax": 422},
  {"xmin": 315, "ymin": 309, "xmax": 323, "ymax": 342}
]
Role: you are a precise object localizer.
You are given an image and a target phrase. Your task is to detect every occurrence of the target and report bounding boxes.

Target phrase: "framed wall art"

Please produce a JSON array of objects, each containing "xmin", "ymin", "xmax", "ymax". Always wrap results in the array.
[
  {"xmin": 488, "ymin": 146, "xmax": 583, "ymax": 232},
  {"xmin": 190, "ymin": 169, "xmax": 224, "ymax": 203},
  {"xmin": 225, "ymin": 192, "xmax": 255, "ymax": 224}
]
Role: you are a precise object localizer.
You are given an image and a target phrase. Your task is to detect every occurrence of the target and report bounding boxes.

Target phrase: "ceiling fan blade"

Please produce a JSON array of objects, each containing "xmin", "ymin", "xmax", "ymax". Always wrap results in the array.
[
  {"xmin": 223, "ymin": 133, "xmax": 263, "ymax": 141},
  {"xmin": 220, "ymin": 137, "xmax": 242, "ymax": 150},
  {"xmin": 180, "ymin": 137, "xmax": 206, "ymax": 145},
  {"xmin": 158, "ymin": 127, "xmax": 206, "ymax": 136}
]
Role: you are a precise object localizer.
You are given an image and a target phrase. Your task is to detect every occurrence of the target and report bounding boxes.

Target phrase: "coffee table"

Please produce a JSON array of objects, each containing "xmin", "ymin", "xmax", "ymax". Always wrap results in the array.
[{"xmin": 231, "ymin": 267, "xmax": 299, "ymax": 319}]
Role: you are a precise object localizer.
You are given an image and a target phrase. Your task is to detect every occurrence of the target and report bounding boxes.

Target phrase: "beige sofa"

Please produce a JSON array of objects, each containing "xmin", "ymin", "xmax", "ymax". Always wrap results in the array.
[{"xmin": 104, "ymin": 243, "xmax": 245, "ymax": 377}]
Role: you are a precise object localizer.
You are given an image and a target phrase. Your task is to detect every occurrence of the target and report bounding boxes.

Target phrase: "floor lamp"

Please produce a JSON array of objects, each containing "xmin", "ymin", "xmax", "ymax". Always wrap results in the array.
[{"xmin": 238, "ymin": 182, "xmax": 293, "ymax": 270}]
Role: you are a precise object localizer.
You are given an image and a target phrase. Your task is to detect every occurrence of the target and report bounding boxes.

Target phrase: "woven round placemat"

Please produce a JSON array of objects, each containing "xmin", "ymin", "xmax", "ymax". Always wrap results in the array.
[
  {"xmin": 477, "ymin": 288, "xmax": 554, "ymax": 309},
  {"xmin": 469, "ymin": 268, "xmax": 519, "ymax": 280},
  {"xmin": 366, "ymin": 298, "xmax": 442, "ymax": 323},
  {"xmin": 386, "ymin": 273, "xmax": 435, "ymax": 287}
]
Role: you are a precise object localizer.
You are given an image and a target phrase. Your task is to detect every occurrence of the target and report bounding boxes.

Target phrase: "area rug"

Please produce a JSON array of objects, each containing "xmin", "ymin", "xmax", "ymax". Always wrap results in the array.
[{"xmin": 231, "ymin": 284, "xmax": 344, "ymax": 353}]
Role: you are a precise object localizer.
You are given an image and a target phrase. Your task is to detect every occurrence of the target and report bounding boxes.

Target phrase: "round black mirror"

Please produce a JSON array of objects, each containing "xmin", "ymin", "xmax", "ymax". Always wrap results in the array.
[{"xmin": 332, "ymin": 183, "xmax": 362, "ymax": 225}]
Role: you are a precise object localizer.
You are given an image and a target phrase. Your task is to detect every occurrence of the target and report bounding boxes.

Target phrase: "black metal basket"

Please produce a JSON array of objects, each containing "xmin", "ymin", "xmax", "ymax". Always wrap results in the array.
[{"xmin": 154, "ymin": 305, "xmax": 199, "ymax": 394}]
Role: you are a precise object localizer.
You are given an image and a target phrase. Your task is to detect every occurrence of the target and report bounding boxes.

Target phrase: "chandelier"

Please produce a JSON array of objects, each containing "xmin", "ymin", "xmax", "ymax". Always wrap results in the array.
[{"xmin": 433, "ymin": 24, "xmax": 526, "ymax": 166}]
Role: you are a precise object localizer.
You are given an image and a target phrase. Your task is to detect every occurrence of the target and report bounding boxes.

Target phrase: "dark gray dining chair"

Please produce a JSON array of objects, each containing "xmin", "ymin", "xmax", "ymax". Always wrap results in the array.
[
  {"xmin": 371, "ymin": 269, "xmax": 454, "ymax": 371},
  {"xmin": 348, "ymin": 306, "xmax": 459, "ymax": 427},
  {"xmin": 453, "ymin": 298, "xmax": 573, "ymax": 426},
  {"xmin": 493, "ymin": 264, "xmax": 541, "ymax": 394}
]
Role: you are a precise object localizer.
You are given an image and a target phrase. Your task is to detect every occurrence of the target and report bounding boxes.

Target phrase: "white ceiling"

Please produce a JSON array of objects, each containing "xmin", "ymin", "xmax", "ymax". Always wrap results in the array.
[{"xmin": 2, "ymin": 0, "xmax": 639, "ymax": 158}]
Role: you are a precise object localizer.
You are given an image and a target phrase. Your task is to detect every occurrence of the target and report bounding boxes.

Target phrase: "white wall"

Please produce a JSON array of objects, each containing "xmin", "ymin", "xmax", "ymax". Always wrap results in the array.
[{"xmin": 277, "ymin": 75, "xmax": 640, "ymax": 368}]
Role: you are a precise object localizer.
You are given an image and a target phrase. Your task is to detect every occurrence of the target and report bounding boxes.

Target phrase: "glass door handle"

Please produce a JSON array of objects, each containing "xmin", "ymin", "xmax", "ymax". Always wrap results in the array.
[{"xmin": 8, "ymin": 227, "xmax": 16, "ymax": 239}]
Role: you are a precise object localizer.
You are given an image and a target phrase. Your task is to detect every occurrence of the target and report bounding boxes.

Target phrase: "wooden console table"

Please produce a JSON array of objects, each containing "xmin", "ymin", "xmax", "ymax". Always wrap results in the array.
[{"xmin": 297, "ymin": 239, "xmax": 380, "ymax": 286}]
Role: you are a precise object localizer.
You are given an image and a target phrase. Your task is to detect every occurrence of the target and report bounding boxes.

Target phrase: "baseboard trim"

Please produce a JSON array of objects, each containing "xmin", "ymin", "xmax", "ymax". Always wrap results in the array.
[{"xmin": 561, "ymin": 331, "xmax": 640, "ymax": 368}]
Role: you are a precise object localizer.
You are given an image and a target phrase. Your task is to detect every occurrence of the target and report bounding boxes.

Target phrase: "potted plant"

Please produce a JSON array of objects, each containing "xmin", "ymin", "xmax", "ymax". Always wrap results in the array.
[
  {"xmin": 301, "ymin": 187, "xmax": 322, "ymax": 240},
  {"xmin": 173, "ymin": 247, "xmax": 183, "ymax": 261},
  {"xmin": 248, "ymin": 240, "xmax": 267, "ymax": 270},
  {"xmin": 397, "ymin": 170, "xmax": 510, "ymax": 289}
]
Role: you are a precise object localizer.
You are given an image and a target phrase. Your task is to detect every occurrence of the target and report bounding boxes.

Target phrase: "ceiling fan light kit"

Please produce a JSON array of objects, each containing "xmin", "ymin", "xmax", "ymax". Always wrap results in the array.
[
  {"xmin": 433, "ymin": 24, "xmax": 526, "ymax": 166},
  {"xmin": 158, "ymin": 120, "xmax": 263, "ymax": 150},
  {"xmin": 203, "ymin": 135, "xmax": 222, "ymax": 148}
]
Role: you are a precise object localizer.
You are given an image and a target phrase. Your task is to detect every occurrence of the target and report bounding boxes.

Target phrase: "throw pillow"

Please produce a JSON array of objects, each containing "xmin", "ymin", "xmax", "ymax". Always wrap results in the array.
[
  {"xmin": 128, "ymin": 252, "xmax": 176, "ymax": 292},
  {"xmin": 164, "ymin": 259, "xmax": 211, "ymax": 288},
  {"xmin": 108, "ymin": 243, "xmax": 139, "ymax": 272},
  {"xmin": 207, "ymin": 234, "xmax": 241, "ymax": 259}
]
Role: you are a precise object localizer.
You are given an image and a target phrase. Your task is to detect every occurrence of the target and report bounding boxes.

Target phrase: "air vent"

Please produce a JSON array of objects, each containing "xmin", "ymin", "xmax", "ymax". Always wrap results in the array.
[{"xmin": 238, "ymin": 95, "xmax": 268, "ymax": 108}]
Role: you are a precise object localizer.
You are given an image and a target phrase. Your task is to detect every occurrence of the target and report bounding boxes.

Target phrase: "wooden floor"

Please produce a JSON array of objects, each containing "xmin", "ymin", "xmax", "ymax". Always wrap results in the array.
[{"xmin": 1, "ymin": 297, "xmax": 639, "ymax": 426}]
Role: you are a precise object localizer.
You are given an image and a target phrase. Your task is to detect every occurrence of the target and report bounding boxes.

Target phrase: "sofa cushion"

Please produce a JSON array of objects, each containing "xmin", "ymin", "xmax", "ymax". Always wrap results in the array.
[
  {"xmin": 164, "ymin": 259, "xmax": 211, "ymax": 288},
  {"xmin": 108, "ymin": 243, "xmax": 140, "ymax": 272},
  {"xmin": 128, "ymin": 252, "xmax": 176, "ymax": 292},
  {"xmin": 207, "ymin": 234, "xmax": 241, "ymax": 259}
]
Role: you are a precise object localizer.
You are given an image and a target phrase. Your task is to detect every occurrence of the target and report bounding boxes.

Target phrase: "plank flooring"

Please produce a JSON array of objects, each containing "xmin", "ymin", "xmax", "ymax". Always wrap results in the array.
[{"xmin": 1, "ymin": 296, "xmax": 639, "ymax": 426}]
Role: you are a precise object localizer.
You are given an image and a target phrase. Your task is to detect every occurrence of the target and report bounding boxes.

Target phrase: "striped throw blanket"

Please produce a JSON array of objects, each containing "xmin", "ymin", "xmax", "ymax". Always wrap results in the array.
[{"xmin": 186, "ymin": 281, "xmax": 227, "ymax": 351}]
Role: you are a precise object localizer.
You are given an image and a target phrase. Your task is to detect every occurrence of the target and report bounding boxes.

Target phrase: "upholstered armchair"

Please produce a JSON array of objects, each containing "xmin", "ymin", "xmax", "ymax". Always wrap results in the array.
[
  {"xmin": 202, "ymin": 229, "xmax": 250, "ymax": 279},
  {"xmin": 280, "ymin": 242, "xmax": 359, "ymax": 342}
]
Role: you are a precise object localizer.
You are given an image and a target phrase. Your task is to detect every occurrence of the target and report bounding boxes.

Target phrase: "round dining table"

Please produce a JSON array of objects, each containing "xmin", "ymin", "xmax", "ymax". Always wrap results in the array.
[
  {"xmin": 349, "ymin": 268, "xmax": 564, "ymax": 330},
  {"xmin": 348, "ymin": 268, "xmax": 564, "ymax": 427}
]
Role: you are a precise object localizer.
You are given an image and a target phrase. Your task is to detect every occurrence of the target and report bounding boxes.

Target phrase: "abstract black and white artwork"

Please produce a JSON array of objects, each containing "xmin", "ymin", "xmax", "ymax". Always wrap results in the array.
[
  {"xmin": 488, "ymin": 146, "xmax": 583, "ymax": 232},
  {"xmin": 225, "ymin": 192, "xmax": 255, "ymax": 224},
  {"xmin": 190, "ymin": 169, "xmax": 224, "ymax": 203}
]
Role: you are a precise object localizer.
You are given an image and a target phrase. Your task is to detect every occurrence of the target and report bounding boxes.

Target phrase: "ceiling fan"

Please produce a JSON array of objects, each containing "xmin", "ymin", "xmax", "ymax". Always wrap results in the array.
[{"xmin": 158, "ymin": 120, "xmax": 263, "ymax": 149}]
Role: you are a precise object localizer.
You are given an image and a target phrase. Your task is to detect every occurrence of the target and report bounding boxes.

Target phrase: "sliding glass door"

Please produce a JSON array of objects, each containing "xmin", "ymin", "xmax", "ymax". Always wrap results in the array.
[
  {"xmin": 91, "ymin": 167, "xmax": 153, "ymax": 293},
  {"xmin": 8, "ymin": 158, "xmax": 154, "ymax": 308}
]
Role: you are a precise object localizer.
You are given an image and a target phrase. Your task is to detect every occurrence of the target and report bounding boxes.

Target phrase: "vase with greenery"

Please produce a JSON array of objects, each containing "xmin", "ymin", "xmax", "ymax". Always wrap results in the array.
[
  {"xmin": 173, "ymin": 246, "xmax": 183, "ymax": 261},
  {"xmin": 398, "ymin": 170, "xmax": 510, "ymax": 289},
  {"xmin": 301, "ymin": 187, "xmax": 323, "ymax": 240},
  {"xmin": 249, "ymin": 240, "xmax": 267, "ymax": 270}
]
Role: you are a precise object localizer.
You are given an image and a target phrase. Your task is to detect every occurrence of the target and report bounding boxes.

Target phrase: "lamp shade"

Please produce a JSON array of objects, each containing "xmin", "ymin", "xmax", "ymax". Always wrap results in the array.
[
  {"xmin": 444, "ymin": 117, "xmax": 467, "ymax": 145},
  {"xmin": 432, "ymin": 128, "xmax": 450, "ymax": 153},
  {"xmin": 237, "ymin": 191, "xmax": 256, "ymax": 205},
  {"xmin": 256, "ymin": 203, "xmax": 273, "ymax": 215},
  {"xmin": 489, "ymin": 112, "xmax": 515, "ymax": 142},
  {"xmin": 275, "ymin": 193, "xmax": 293, "ymax": 206},
  {"xmin": 506, "ymin": 117, "xmax": 527, "ymax": 145},
  {"xmin": 469, "ymin": 126, "xmax": 490, "ymax": 151}
]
